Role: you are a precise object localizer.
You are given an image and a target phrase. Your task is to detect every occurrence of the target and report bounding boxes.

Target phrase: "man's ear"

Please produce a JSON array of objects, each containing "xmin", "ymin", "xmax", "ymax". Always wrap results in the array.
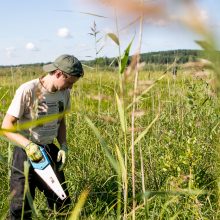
[{"xmin": 54, "ymin": 70, "xmax": 62, "ymax": 78}]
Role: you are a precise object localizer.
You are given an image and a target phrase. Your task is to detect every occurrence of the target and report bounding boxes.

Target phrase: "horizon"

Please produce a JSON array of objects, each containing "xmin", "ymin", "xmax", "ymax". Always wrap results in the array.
[{"xmin": 0, "ymin": 48, "xmax": 206, "ymax": 67}]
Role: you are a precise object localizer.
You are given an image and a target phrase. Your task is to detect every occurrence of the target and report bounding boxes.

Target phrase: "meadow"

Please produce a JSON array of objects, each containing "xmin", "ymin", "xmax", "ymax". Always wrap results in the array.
[{"xmin": 0, "ymin": 64, "xmax": 219, "ymax": 219}]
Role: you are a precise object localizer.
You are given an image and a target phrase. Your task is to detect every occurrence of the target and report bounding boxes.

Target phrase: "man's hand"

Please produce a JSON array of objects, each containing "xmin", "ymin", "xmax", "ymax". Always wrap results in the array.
[
  {"xmin": 57, "ymin": 144, "xmax": 68, "ymax": 171},
  {"xmin": 25, "ymin": 142, "xmax": 43, "ymax": 162}
]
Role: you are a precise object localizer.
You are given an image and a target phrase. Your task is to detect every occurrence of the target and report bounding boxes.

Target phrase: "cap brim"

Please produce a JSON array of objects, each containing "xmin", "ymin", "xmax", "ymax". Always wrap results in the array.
[{"xmin": 43, "ymin": 63, "xmax": 57, "ymax": 72}]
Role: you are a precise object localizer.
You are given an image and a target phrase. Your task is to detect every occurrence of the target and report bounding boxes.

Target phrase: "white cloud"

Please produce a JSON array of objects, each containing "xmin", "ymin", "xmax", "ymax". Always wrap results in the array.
[
  {"xmin": 78, "ymin": 43, "xmax": 87, "ymax": 48},
  {"xmin": 103, "ymin": 27, "xmax": 114, "ymax": 34},
  {"xmin": 144, "ymin": 18, "xmax": 170, "ymax": 27},
  {"xmin": 5, "ymin": 47, "xmax": 16, "ymax": 58},
  {"xmin": 199, "ymin": 9, "xmax": 209, "ymax": 22},
  {"xmin": 57, "ymin": 27, "xmax": 72, "ymax": 38},
  {"xmin": 154, "ymin": 19, "xmax": 169, "ymax": 27},
  {"xmin": 25, "ymin": 42, "xmax": 39, "ymax": 51}
]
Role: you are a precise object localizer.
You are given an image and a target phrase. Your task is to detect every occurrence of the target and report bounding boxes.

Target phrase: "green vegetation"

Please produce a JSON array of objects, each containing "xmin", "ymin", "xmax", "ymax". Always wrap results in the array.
[
  {"xmin": 2, "ymin": 49, "xmax": 217, "ymax": 70},
  {"xmin": 1, "ymin": 0, "xmax": 220, "ymax": 218},
  {"xmin": 0, "ymin": 64, "xmax": 219, "ymax": 219},
  {"xmin": 82, "ymin": 49, "xmax": 220, "ymax": 69}
]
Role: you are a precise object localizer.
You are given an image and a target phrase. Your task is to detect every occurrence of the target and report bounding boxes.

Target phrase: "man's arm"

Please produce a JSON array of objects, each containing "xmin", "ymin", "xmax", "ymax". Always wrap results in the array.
[
  {"xmin": 1, "ymin": 114, "xmax": 31, "ymax": 148},
  {"xmin": 57, "ymin": 117, "xmax": 67, "ymax": 146},
  {"xmin": 2, "ymin": 114, "xmax": 43, "ymax": 161},
  {"xmin": 56, "ymin": 117, "xmax": 68, "ymax": 171}
]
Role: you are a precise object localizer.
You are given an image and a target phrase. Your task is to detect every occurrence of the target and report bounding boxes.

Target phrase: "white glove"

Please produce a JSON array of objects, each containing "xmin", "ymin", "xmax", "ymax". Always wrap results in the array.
[{"xmin": 57, "ymin": 144, "xmax": 68, "ymax": 171}]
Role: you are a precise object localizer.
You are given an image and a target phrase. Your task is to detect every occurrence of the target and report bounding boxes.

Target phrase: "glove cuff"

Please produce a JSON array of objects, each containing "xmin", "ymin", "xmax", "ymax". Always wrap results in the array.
[
  {"xmin": 60, "ymin": 143, "xmax": 68, "ymax": 152},
  {"xmin": 25, "ymin": 141, "xmax": 36, "ymax": 150}
]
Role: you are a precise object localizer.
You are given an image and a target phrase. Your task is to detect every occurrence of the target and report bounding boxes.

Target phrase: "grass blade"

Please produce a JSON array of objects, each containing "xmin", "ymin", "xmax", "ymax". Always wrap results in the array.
[
  {"xmin": 115, "ymin": 93, "xmax": 126, "ymax": 133},
  {"xmin": 85, "ymin": 116, "xmax": 119, "ymax": 173},
  {"xmin": 107, "ymin": 33, "xmax": 120, "ymax": 46},
  {"xmin": 69, "ymin": 189, "xmax": 90, "ymax": 220},
  {"xmin": 134, "ymin": 114, "xmax": 159, "ymax": 145},
  {"xmin": 120, "ymin": 39, "xmax": 133, "ymax": 74},
  {"xmin": 0, "ymin": 111, "xmax": 67, "ymax": 135}
]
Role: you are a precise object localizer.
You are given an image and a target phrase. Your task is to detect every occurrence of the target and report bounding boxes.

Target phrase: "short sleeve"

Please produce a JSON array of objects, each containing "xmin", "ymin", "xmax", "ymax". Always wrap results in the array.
[{"xmin": 7, "ymin": 86, "xmax": 27, "ymax": 119}]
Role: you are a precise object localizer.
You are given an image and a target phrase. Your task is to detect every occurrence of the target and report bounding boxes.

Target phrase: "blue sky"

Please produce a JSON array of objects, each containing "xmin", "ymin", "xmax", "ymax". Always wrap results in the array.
[{"xmin": 0, "ymin": 0, "xmax": 220, "ymax": 66}]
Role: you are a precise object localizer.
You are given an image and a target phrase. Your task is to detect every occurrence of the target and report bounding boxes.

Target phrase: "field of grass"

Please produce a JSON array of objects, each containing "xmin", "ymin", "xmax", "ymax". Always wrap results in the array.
[{"xmin": 0, "ymin": 66, "xmax": 219, "ymax": 219}]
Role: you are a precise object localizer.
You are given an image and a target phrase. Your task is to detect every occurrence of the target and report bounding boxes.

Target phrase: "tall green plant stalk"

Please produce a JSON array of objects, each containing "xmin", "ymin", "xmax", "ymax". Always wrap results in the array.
[
  {"xmin": 88, "ymin": 21, "xmax": 103, "ymax": 73},
  {"xmin": 130, "ymin": 9, "xmax": 144, "ymax": 220},
  {"xmin": 89, "ymin": 21, "xmax": 104, "ymax": 115},
  {"xmin": 114, "ymin": 8, "xmax": 122, "ymax": 95},
  {"xmin": 21, "ymin": 162, "xmax": 39, "ymax": 219},
  {"xmin": 139, "ymin": 144, "xmax": 146, "ymax": 205},
  {"xmin": 7, "ymin": 143, "xmax": 12, "ymax": 187},
  {"xmin": 69, "ymin": 188, "xmax": 90, "ymax": 220},
  {"xmin": 112, "ymin": 8, "xmax": 129, "ymax": 219},
  {"xmin": 10, "ymin": 67, "xmax": 15, "ymax": 95},
  {"xmin": 115, "ymin": 92, "xmax": 127, "ymax": 219}
]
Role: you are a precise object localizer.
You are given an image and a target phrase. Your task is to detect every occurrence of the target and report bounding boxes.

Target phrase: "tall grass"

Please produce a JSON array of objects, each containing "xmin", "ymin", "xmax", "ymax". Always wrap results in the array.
[
  {"xmin": 0, "ymin": 0, "xmax": 220, "ymax": 219},
  {"xmin": 0, "ymin": 67, "xmax": 219, "ymax": 219}
]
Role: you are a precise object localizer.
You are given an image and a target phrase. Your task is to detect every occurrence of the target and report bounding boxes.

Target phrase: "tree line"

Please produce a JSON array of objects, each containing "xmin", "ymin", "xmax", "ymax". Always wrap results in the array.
[
  {"xmin": 1, "ymin": 49, "xmax": 219, "ymax": 69},
  {"xmin": 82, "ymin": 49, "xmax": 215, "ymax": 67}
]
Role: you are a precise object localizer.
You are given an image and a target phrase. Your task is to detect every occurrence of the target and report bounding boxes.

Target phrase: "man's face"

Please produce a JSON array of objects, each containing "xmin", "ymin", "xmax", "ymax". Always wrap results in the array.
[{"xmin": 55, "ymin": 70, "xmax": 80, "ymax": 90}]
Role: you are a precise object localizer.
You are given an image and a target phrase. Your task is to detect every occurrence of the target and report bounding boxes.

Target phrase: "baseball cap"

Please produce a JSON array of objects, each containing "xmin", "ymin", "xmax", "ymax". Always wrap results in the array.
[{"xmin": 43, "ymin": 54, "xmax": 84, "ymax": 77}]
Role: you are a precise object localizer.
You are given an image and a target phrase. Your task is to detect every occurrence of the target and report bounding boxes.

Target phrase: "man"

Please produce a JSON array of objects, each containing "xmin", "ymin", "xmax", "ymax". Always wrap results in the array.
[{"xmin": 1, "ymin": 54, "xmax": 84, "ymax": 219}]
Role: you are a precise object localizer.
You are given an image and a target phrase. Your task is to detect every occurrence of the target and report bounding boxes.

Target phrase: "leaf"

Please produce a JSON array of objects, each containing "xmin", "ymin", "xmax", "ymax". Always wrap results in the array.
[
  {"xmin": 96, "ymin": 37, "xmax": 103, "ymax": 43},
  {"xmin": 79, "ymin": 11, "xmax": 108, "ymax": 19},
  {"xmin": 127, "ymin": 74, "xmax": 167, "ymax": 109},
  {"xmin": 68, "ymin": 189, "xmax": 90, "ymax": 220},
  {"xmin": 107, "ymin": 33, "xmax": 120, "ymax": 46},
  {"xmin": 120, "ymin": 39, "xmax": 133, "ymax": 74},
  {"xmin": 82, "ymin": 63, "xmax": 95, "ymax": 69},
  {"xmin": 85, "ymin": 117, "xmax": 119, "ymax": 173},
  {"xmin": 115, "ymin": 93, "xmax": 126, "ymax": 133},
  {"xmin": 134, "ymin": 114, "xmax": 159, "ymax": 145},
  {"xmin": 0, "ymin": 111, "xmax": 67, "ymax": 135},
  {"xmin": 0, "ymin": 154, "xmax": 7, "ymax": 164},
  {"xmin": 108, "ymin": 57, "xmax": 118, "ymax": 67},
  {"xmin": 141, "ymin": 189, "xmax": 206, "ymax": 199},
  {"xmin": 0, "ymin": 89, "xmax": 9, "ymax": 102},
  {"xmin": 195, "ymin": 40, "xmax": 215, "ymax": 51},
  {"xmin": 97, "ymin": 45, "xmax": 104, "ymax": 54},
  {"xmin": 120, "ymin": 16, "xmax": 141, "ymax": 31},
  {"xmin": 115, "ymin": 145, "xmax": 126, "ymax": 179},
  {"xmin": 23, "ymin": 161, "xmax": 39, "ymax": 216}
]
